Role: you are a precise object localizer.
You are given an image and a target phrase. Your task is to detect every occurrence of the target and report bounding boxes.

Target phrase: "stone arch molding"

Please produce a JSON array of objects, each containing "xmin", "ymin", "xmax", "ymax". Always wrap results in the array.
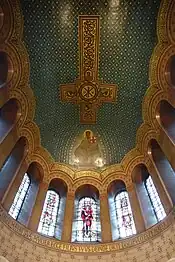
[{"xmin": 1, "ymin": 0, "xmax": 175, "ymax": 256}]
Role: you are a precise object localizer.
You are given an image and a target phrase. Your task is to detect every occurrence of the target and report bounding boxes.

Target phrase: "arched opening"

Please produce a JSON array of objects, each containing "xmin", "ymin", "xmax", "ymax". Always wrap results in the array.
[
  {"xmin": 158, "ymin": 100, "xmax": 175, "ymax": 143},
  {"xmin": 9, "ymin": 173, "xmax": 31, "ymax": 220},
  {"xmin": 108, "ymin": 180, "xmax": 136, "ymax": 241},
  {"xmin": 38, "ymin": 178, "xmax": 67, "ymax": 240},
  {"xmin": 0, "ymin": 99, "xmax": 20, "ymax": 142},
  {"xmin": 8, "ymin": 162, "xmax": 44, "ymax": 226},
  {"xmin": 132, "ymin": 164, "xmax": 166, "ymax": 229},
  {"xmin": 72, "ymin": 184, "xmax": 101, "ymax": 243},
  {"xmin": 0, "ymin": 136, "xmax": 28, "ymax": 200},
  {"xmin": 150, "ymin": 139, "xmax": 175, "ymax": 205}
]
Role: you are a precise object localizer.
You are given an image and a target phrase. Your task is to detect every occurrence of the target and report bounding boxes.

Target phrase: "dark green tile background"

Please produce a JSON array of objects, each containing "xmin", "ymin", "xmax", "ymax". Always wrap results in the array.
[{"xmin": 20, "ymin": 0, "xmax": 161, "ymax": 166}]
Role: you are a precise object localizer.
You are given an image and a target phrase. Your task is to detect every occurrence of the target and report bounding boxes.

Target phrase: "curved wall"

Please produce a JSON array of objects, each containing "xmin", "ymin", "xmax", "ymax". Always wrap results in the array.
[
  {"xmin": 0, "ymin": 0, "xmax": 175, "ymax": 261},
  {"xmin": 0, "ymin": 207, "xmax": 175, "ymax": 261}
]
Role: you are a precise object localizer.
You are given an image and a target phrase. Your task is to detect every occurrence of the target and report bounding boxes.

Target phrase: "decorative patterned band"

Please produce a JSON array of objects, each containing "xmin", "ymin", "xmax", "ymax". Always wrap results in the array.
[{"xmin": 0, "ymin": 205, "xmax": 174, "ymax": 253}]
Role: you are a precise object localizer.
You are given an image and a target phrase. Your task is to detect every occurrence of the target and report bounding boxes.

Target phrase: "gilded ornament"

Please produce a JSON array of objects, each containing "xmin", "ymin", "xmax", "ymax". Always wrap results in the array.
[
  {"xmin": 60, "ymin": 16, "xmax": 118, "ymax": 124},
  {"xmin": 0, "ymin": 204, "xmax": 174, "ymax": 253},
  {"xmin": 2, "ymin": 0, "xmax": 173, "ymax": 188},
  {"xmin": 1, "ymin": 0, "xmax": 175, "ymax": 251}
]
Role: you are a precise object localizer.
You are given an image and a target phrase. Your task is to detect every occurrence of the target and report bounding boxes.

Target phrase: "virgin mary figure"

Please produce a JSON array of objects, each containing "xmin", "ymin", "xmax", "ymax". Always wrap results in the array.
[{"xmin": 73, "ymin": 130, "xmax": 103, "ymax": 168}]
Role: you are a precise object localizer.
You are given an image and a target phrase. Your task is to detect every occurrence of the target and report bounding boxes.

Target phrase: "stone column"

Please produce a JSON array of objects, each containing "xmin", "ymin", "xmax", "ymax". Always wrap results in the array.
[
  {"xmin": 2, "ymin": 158, "xmax": 28, "ymax": 211},
  {"xmin": 28, "ymin": 181, "xmax": 48, "ymax": 231},
  {"xmin": 100, "ymin": 192, "xmax": 112, "ymax": 242},
  {"xmin": 148, "ymin": 158, "xmax": 172, "ymax": 214},
  {"xmin": 62, "ymin": 191, "xmax": 75, "ymax": 242},
  {"xmin": 127, "ymin": 184, "xmax": 145, "ymax": 233}
]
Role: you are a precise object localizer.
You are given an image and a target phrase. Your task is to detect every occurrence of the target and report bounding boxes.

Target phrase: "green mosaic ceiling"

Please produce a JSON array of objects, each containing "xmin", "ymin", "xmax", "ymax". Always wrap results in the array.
[{"xmin": 20, "ymin": 0, "xmax": 161, "ymax": 166}]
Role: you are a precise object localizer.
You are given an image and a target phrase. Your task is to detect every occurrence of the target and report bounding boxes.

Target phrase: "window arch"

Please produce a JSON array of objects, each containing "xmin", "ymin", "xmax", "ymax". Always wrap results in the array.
[
  {"xmin": 150, "ymin": 139, "xmax": 175, "ymax": 205},
  {"xmin": 37, "ymin": 178, "xmax": 67, "ymax": 240},
  {"xmin": 8, "ymin": 173, "xmax": 31, "ymax": 220},
  {"xmin": 158, "ymin": 100, "xmax": 175, "ymax": 143},
  {"xmin": 0, "ymin": 99, "xmax": 19, "ymax": 144},
  {"xmin": 108, "ymin": 180, "xmax": 136, "ymax": 240},
  {"xmin": 4, "ymin": 162, "xmax": 44, "ymax": 226},
  {"xmin": 38, "ymin": 190, "xmax": 60, "ymax": 237},
  {"xmin": 132, "ymin": 164, "xmax": 167, "ymax": 229},
  {"xmin": 72, "ymin": 185, "xmax": 101, "ymax": 243},
  {"xmin": 114, "ymin": 190, "xmax": 136, "ymax": 239},
  {"xmin": 0, "ymin": 137, "xmax": 27, "ymax": 201},
  {"xmin": 144, "ymin": 176, "xmax": 166, "ymax": 222},
  {"xmin": 75, "ymin": 196, "xmax": 99, "ymax": 242}
]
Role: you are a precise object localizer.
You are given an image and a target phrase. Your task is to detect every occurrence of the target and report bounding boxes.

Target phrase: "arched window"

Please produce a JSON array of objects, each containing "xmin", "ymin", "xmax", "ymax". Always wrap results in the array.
[
  {"xmin": 158, "ymin": 100, "xmax": 175, "ymax": 143},
  {"xmin": 8, "ymin": 173, "xmax": 30, "ymax": 220},
  {"xmin": 38, "ymin": 190, "xmax": 60, "ymax": 237},
  {"xmin": 132, "ymin": 164, "xmax": 167, "ymax": 229},
  {"xmin": 150, "ymin": 139, "xmax": 175, "ymax": 205},
  {"xmin": 0, "ymin": 99, "xmax": 19, "ymax": 144},
  {"xmin": 115, "ymin": 191, "xmax": 136, "ymax": 239},
  {"xmin": 74, "ymin": 196, "xmax": 100, "ymax": 242},
  {"xmin": 144, "ymin": 176, "xmax": 166, "ymax": 222},
  {"xmin": 0, "ymin": 137, "xmax": 27, "ymax": 201}
]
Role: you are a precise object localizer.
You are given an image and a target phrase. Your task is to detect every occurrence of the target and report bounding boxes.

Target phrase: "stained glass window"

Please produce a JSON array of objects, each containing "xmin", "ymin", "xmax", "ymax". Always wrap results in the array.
[
  {"xmin": 115, "ymin": 191, "xmax": 136, "ymax": 239},
  {"xmin": 145, "ymin": 176, "xmax": 166, "ymax": 221},
  {"xmin": 74, "ymin": 197, "xmax": 101, "ymax": 242},
  {"xmin": 9, "ymin": 173, "xmax": 30, "ymax": 220},
  {"xmin": 38, "ymin": 190, "xmax": 60, "ymax": 237}
]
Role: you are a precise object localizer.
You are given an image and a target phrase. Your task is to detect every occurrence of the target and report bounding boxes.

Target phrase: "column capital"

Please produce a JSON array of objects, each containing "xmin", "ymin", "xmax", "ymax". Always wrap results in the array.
[
  {"xmin": 40, "ymin": 181, "xmax": 49, "ymax": 190},
  {"xmin": 67, "ymin": 191, "xmax": 75, "ymax": 200},
  {"xmin": 126, "ymin": 183, "xmax": 135, "ymax": 192},
  {"xmin": 99, "ymin": 192, "xmax": 108, "ymax": 200},
  {"xmin": 2, "ymin": 158, "xmax": 28, "ymax": 210},
  {"xmin": 62, "ymin": 191, "xmax": 75, "ymax": 242}
]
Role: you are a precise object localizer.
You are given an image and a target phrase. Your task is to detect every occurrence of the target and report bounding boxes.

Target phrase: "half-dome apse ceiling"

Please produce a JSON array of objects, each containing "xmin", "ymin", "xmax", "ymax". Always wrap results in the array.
[{"xmin": 20, "ymin": 0, "xmax": 161, "ymax": 167}]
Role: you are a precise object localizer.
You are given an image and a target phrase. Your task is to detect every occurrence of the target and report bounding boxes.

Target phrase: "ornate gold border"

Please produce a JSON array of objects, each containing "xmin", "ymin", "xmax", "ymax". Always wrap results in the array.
[
  {"xmin": 0, "ymin": 205, "xmax": 174, "ymax": 253},
  {"xmin": 0, "ymin": 0, "xmax": 173, "ymax": 186},
  {"xmin": 0, "ymin": 0, "xmax": 175, "ymax": 250}
]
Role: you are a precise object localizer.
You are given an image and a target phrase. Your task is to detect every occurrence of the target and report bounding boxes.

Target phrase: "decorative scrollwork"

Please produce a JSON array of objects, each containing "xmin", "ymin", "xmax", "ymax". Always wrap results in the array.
[{"xmin": 83, "ymin": 19, "xmax": 96, "ymax": 79}]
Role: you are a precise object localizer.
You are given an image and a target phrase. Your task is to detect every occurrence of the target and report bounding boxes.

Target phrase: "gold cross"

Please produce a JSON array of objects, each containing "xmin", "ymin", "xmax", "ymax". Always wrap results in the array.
[{"xmin": 60, "ymin": 15, "xmax": 118, "ymax": 124}]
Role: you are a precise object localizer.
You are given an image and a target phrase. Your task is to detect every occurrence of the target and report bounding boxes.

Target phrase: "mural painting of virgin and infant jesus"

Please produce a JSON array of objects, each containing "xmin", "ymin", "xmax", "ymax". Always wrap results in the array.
[{"xmin": 73, "ymin": 130, "xmax": 104, "ymax": 169}]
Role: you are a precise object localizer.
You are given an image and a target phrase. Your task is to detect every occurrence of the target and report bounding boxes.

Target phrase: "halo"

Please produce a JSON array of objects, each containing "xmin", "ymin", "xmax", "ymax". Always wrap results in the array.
[{"xmin": 83, "ymin": 129, "xmax": 93, "ymax": 138}]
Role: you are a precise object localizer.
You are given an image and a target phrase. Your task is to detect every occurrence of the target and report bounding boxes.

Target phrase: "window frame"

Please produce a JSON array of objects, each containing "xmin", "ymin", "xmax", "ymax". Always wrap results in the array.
[
  {"xmin": 74, "ymin": 196, "xmax": 101, "ymax": 243},
  {"xmin": 144, "ymin": 176, "xmax": 166, "ymax": 222},
  {"xmin": 37, "ymin": 189, "xmax": 60, "ymax": 238},
  {"xmin": 114, "ymin": 190, "xmax": 136, "ymax": 239},
  {"xmin": 8, "ymin": 173, "xmax": 31, "ymax": 220}
]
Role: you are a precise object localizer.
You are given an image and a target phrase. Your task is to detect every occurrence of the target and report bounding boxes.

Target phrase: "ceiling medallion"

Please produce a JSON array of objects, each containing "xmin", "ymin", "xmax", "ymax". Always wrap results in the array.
[
  {"xmin": 60, "ymin": 15, "xmax": 118, "ymax": 124},
  {"xmin": 79, "ymin": 82, "xmax": 98, "ymax": 102}
]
